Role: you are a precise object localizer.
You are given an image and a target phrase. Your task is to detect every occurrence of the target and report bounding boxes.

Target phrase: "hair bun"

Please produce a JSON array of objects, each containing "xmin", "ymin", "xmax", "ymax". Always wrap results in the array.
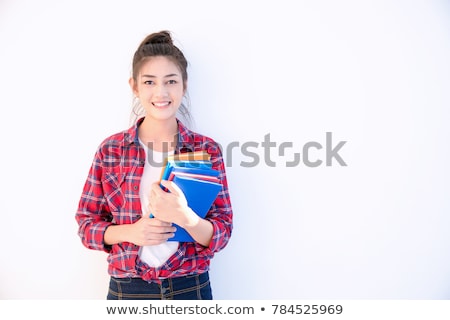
[{"xmin": 143, "ymin": 30, "xmax": 173, "ymax": 46}]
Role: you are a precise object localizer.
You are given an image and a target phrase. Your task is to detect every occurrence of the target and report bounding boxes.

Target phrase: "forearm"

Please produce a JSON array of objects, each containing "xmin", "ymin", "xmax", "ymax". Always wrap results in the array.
[
  {"xmin": 104, "ymin": 224, "xmax": 133, "ymax": 245},
  {"xmin": 182, "ymin": 208, "xmax": 214, "ymax": 247}
]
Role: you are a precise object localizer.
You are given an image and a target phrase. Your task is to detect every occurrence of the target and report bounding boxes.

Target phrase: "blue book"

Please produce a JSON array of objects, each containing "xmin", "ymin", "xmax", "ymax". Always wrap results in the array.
[
  {"xmin": 168, "ymin": 175, "xmax": 222, "ymax": 242},
  {"xmin": 160, "ymin": 160, "xmax": 213, "ymax": 182}
]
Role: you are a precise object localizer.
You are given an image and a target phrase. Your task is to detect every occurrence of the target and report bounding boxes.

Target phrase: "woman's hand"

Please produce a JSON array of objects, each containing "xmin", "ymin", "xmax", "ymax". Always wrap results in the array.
[
  {"xmin": 147, "ymin": 180, "xmax": 214, "ymax": 247},
  {"xmin": 148, "ymin": 180, "xmax": 198, "ymax": 228},
  {"xmin": 104, "ymin": 216, "xmax": 176, "ymax": 246},
  {"xmin": 129, "ymin": 216, "xmax": 176, "ymax": 246}
]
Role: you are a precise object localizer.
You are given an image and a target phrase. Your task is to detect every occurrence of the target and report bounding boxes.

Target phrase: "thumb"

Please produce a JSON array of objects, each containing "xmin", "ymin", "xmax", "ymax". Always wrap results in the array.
[{"xmin": 160, "ymin": 179, "xmax": 183, "ymax": 196}]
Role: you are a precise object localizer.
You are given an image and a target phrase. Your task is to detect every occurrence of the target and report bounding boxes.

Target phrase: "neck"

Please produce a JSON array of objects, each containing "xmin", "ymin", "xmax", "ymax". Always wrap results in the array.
[{"xmin": 138, "ymin": 117, "xmax": 178, "ymax": 152}]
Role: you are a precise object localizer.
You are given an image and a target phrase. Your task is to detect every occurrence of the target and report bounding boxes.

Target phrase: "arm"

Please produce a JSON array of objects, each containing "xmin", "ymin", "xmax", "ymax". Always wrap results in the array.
[
  {"xmin": 149, "ymin": 180, "xmax": 214, "ymax": 247},
  {"xmin": 75, "ymin": 146, "xmax": 176, "ymax": 250},
  {"xmin": 104, "ymin": 217, "xmax": 176, "ymax": 246},
  {"xmin": 148, "ymin": 141, "xmax": 233, "ymax": 251},
  {"xmin": 75, "ymin": 149, "xmax": 114, "ymax": 252}
]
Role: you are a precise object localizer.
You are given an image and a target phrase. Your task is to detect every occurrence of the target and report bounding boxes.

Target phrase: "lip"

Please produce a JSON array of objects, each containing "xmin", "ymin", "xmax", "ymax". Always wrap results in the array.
[{"xmin": 152, "ymin": 101, "xmax": 171, "ymax": 109}]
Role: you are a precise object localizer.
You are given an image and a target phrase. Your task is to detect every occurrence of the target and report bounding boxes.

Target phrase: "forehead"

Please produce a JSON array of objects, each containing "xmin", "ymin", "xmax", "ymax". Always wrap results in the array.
[{"xmin": 139, "ymin": 56, "xmax": 181, "ymax": 76}]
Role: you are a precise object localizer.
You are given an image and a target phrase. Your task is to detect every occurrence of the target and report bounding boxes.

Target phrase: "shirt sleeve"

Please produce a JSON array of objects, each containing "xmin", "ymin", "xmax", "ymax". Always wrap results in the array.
[
  {"xmin": 195, "ymin": 141, "xmax": 233, "ymax": 257},
  {"xmin": 75, "ymin": 147, "xmax": 113, "ymax": 253}
]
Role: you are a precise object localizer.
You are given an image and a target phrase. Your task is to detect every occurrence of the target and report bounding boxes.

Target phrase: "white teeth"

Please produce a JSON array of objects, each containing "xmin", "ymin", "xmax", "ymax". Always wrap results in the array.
[{"xmin": 153, "ymin": 102, "xmax": 170, "ymax": 107}]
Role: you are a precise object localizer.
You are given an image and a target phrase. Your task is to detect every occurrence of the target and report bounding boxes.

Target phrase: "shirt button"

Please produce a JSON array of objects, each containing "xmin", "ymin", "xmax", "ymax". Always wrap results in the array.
[{"xmin": 133, "ymin": 185, "xmax": 138, "ymax": 191}]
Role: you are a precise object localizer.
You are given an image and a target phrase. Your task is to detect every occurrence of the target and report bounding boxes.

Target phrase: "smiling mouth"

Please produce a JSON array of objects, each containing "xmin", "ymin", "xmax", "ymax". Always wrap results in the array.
[{"xmin": 152, "ymin": 102, "xmax": 171, "ymax": 108}]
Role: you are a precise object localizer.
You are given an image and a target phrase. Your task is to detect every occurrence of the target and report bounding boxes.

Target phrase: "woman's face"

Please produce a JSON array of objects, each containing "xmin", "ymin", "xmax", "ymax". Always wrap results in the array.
[{"xmin": 131, "ymin": 56, "xmax": 185, "ymax": 122}]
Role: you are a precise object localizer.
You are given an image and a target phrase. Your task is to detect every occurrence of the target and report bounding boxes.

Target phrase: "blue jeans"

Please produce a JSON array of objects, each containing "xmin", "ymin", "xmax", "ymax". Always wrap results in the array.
[{"xmin": 107, "ymin": 272, "xmax": 213, "ymax": 300}]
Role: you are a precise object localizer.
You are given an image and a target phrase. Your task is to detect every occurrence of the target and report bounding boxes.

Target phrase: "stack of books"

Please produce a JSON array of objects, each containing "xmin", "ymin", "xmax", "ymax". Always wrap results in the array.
[{"xmin": 158, "ymin": 151, "xmax": 222, "ymax": 242}]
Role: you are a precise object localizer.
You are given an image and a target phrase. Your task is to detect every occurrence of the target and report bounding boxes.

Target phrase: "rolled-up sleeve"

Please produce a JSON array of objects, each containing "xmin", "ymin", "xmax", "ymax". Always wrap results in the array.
[
  {"xmin": 195, "ymin": 141, "xmax": 233, "ymax": 256},
  {"xmin": 75, "ymin": 148, "xmax": 113, "ymax": 253}
]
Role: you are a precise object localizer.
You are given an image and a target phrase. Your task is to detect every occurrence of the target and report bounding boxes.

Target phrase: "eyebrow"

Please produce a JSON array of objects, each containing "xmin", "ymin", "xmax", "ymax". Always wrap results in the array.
[{"xmin": 141, "ymin": 73, "xmax": 180, "ymax": 78}]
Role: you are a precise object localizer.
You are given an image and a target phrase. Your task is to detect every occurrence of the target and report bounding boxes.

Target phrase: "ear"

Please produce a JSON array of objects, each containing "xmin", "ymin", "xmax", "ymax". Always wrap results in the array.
[
  {"xmin": 183, "ymin": 80, "xmax": 188, "ymax": 96},
  {"xmin": 129, "ymin": 77, "xmax": 139, "ymax": 96}
]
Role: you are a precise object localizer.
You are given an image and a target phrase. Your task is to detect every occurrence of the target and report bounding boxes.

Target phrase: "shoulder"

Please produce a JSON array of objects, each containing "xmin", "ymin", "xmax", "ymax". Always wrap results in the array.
[
  {"xmin": 99, "ymin": 120, "xmax": 138, "ymax": 149},
  {"xmin": 178, "ymin": 120, "xmax": 222, "ymax": 155},
  {"xmin": 95, "ymin": 124, "xmax": 137, "ymax": 160},
  {"xmin": 97, "ymin": 131, "xmax": 128, "ymax": 150}
]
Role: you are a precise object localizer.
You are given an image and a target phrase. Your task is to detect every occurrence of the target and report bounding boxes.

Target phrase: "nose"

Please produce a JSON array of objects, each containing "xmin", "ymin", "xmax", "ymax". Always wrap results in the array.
[{"xmin": 155, "ymin": 84, "xmax": 168, "ymax": 97}]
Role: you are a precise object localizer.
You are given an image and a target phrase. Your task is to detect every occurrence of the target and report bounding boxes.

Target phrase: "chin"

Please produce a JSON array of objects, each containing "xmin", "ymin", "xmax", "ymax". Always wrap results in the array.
[{"xmin": 148, "ymin": 111, "xmax": 177, "ymax": 122}]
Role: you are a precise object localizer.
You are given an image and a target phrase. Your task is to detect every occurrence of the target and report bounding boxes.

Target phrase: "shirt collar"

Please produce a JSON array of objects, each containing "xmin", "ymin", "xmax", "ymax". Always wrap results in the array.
[{"xmin": 124, "ymin": 117, "xmax": 195, "ymax": 152}]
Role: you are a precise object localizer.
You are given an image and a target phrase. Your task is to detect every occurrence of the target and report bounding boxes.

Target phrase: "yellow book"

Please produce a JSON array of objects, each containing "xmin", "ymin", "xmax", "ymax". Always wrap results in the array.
[
  {"xmin": 159, "ymin": 151, "xmax": 211, "ymax": 181},
  {"xmin": 166, "ymin": 150, "xmax": 210, "ymax": 161}
]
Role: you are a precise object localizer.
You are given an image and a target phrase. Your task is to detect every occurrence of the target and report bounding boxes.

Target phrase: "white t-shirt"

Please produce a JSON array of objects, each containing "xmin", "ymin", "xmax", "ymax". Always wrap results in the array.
[{"xmin": 138, "ymin": 140, "xmax": 179, "ymax": 267}]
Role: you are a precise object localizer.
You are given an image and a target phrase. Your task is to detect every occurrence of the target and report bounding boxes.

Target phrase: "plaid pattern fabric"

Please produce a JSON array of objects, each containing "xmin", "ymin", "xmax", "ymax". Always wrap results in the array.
[{"xmin": 76, "ymin": 118, "xmax": 233, "ymax": 282}]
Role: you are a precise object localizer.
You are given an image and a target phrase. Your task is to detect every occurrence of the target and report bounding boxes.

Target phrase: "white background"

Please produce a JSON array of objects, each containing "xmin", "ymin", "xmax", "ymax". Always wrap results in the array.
[{"xmin": 0, "ymin": 0, "xmax": 449, "ymax": 299}]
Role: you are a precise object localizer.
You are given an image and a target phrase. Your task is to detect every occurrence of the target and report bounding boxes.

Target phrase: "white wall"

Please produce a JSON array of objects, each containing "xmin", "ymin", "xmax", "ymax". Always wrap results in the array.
[{"xmin": 1, "ymin": 0, "xmax": 449, "ymax": 299}]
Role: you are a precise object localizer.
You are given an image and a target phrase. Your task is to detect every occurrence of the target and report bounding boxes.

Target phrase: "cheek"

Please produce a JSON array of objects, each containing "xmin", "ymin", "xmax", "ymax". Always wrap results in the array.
[{"xmin": 174, "ymin": 87, "xmax": 185, "ymax": 100}]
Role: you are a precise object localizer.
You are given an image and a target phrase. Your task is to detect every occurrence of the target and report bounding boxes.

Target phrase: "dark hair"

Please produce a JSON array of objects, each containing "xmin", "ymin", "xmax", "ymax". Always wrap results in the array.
[{"xmin": 130, "ymin": 30, "xmax": 192, "ymax": 124}]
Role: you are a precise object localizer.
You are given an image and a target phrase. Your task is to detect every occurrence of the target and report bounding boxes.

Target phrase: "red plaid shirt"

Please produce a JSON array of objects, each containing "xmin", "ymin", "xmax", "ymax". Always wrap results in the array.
[{"xmin": 75, "ymin": 118, "xmax": 233, "ymax": 282}]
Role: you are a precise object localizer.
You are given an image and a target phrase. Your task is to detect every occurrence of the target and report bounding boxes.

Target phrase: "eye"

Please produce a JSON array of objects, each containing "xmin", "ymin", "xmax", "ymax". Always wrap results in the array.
[
  {"xmin": 167, "ymin": 79, "xmax": 178, "ymax": 85},
  {"xmin": 143, "ymin": 80, "xmax": 154, "ymax": 85}
]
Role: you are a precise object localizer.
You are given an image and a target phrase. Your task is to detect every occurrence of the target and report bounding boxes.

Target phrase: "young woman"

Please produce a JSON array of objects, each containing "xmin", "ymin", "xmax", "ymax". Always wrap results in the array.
[{"xmin": 75, "ymin": 31, "xmax": 233, "ymax": 300}]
